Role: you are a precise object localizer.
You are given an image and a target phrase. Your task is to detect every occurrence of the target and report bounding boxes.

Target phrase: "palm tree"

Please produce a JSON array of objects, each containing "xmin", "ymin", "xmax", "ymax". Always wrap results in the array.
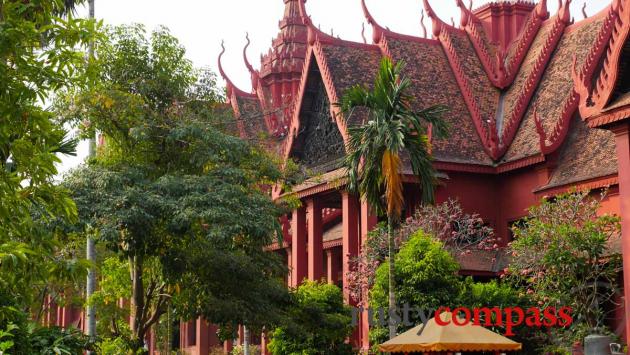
[{"xmin": 338, "ymin": 57, "xmax": 448, "ymax": 339}]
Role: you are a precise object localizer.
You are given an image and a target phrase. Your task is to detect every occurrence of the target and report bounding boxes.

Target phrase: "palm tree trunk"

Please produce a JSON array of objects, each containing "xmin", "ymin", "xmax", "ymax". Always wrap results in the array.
[{"xmin": 387, "ymin": 214, "xmax": 397, "ymax": 339}]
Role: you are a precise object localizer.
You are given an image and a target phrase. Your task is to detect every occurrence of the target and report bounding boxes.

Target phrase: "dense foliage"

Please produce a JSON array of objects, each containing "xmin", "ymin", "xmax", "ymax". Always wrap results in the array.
[
  {"xmin": 267, "ymin": 281, "xmax": 353, "ymax": 355},
  {"xmin": 0, "ymin": 0, "xmax": 99, "ymax": 352},
  {"xmin": 338, "ymin": 57, "xmax": 448, "ymax": 339},
  {"xmin": 347, "ymin": 199, "xmax": 498, "ymax": 301},
  {"xmin": 59, "ymin": 25, "xmax": 292, "ymax": 352},
  {"xmin": 506, "ymin": 191, "xmax": 622, "ymax": 350}
]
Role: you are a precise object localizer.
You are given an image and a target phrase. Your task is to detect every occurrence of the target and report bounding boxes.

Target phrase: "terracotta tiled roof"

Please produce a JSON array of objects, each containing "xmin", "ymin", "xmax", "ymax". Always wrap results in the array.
[
  {"xmin": 503, "ymin": 16, "xmax": 607, "ymax": 162},
  {"xmin": 447, "ymin": 29, "xmax": 500, "ymax": 129},
  {"xmin": 385, "ymin": 37, "xmax": 493, "ymax": 166},
  {"xmin": 545, "ymin": 117, "xmax": 617, "ymax": 189},
  {"xmin": 319, "ymin": 43, "xmax": 382, "ymax": 97}
]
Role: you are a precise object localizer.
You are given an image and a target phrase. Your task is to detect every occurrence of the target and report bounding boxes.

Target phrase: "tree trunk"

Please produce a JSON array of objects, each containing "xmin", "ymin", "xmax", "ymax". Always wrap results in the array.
[
  {"xmin": 129, "ymin": 254, "xmax": 146, "ymax": 352},
  {"xmin": 387, "ymin": 214, "xmax": 397, "ymax": 339}
]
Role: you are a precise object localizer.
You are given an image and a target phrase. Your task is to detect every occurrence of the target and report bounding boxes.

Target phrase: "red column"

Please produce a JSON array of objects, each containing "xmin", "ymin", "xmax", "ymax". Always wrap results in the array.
[
  {"xmin": 613, "ymin": 123, "xmax": 630, "ymax": 342},
  {"xmin": 291, "ymin": 206, "xmax": 307, "ymax": 287},
  {"xmin": 360, "ymin": 200, "xmax": 378, "ymax": 352},
  {"xmin": 342, "ymin": 192, "xmax": 360, "ymax": 303},
  {"xmin": 307, "ymin": 198, "xmax": 324, "ymax": 281},
  {"xmin": 196, "ymin": 317, "xmax": 209, "ymax": 355},
  {"xmin": 223, "ymin": 340, "xmax": 233, "ymax": 354},
  {"xmin": 326, "ymin": 249, "xmax": 340, "ymax": 284},
  {"xmin": 261, "ymin": 329, "xmax": 269, "ymax": 355}
]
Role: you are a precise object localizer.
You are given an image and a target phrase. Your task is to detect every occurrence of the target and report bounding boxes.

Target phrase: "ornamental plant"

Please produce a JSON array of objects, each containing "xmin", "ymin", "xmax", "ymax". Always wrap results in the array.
[
  {"xmin": 506, "ymin": 190, "xmax": 622, "ymax": 348},
  {"xmin": 346, "ymin": 199, "xmax": 499, "ymax": 302}
]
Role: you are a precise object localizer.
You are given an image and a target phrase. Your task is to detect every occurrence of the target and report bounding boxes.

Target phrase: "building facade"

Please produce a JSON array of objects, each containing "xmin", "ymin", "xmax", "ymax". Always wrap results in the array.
[{"xmin": 56, "ymin": 0, "xmax": 625, "ymax": 353}]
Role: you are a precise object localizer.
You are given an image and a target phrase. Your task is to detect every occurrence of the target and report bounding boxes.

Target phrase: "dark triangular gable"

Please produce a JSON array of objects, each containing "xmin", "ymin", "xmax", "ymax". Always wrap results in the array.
[{"xmin": 289, "ymin": 57, "xmax": 345, "ymax": 174}]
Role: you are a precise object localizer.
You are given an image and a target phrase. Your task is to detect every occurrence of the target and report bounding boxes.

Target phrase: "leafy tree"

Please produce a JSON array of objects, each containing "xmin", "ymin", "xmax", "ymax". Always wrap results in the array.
[
  {"xmin": 0, "ymin": 0, "xmax": 98, "ymax": 352},
  {"xmin": 338, "ymin": 57, "xmax": 448, "ymax": 338},
  {"xmin": 369, "ymin": 231, "xmax": 461, "ymax": 344},
  {"xmin": 506, "ymin": 190, "xmax": 622, "ymax": 349},
  {"xmin": 267, "ymin": 281, "xmax": 353, "ymax": 355},
  {"xmin": 347, "ymin": 199, "xmax": 498, "ymax": 301},
  {"xmin": 59, "ymin": 25, "xmax": 291, "ymax": 352}
]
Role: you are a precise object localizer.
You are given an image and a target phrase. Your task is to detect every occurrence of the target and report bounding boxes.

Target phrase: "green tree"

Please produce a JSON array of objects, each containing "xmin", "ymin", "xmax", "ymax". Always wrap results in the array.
[
  {"xmin": 369, "ymin": 231, "xmax": 461, "ymax": 344},
  {"xmin": 59, "ymin": 25, "xmax": 291, "ymax": 352},
  {"xmin": 506, "ymin": 191, "xmax": 622, "ymax": 350},
  {"xmin": 0, "ymin": 0, "xmax": 98, "ymax": 352},
  {"xmin": 338, "ymin": 57, "xmax": 448, "ymax": 338},
  {"xmin": 267, "ymin": 281, "xmax": 353, "ymax": 355}
]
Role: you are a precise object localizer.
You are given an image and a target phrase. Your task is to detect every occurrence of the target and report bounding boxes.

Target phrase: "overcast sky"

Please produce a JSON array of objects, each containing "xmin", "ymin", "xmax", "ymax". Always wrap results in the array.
[{"xmin": 59, "ymin": 0, "xmax": 611, "ymax": 175}]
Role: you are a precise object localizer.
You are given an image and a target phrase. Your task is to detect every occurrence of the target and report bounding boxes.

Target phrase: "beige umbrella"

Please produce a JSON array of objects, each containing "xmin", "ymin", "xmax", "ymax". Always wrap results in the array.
[{"xmin": 379, "ymin": 311, "xmax": 522, "ymax": 353}]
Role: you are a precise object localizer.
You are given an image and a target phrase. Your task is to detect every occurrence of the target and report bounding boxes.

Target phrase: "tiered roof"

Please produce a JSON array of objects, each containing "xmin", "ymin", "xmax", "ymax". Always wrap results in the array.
[{"xmin": 218, "ymin": 0, "xmax": 629, "ymax": 193}]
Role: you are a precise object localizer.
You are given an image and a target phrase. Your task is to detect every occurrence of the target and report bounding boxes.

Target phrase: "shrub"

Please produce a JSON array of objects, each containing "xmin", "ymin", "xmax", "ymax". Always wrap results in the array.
[{"xmin": 267, "ymin": 281, "xmax": 353, "ymax": 355}]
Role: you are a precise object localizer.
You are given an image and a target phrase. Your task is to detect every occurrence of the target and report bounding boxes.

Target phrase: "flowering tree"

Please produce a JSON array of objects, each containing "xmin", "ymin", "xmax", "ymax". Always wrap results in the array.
[
  {"xmin": 506, "ymin": 190, "xmax": 622, "ymax": 346},
  {"xmin": 347, "ymin": 199, "xmax": 499, "ymax": 301}
]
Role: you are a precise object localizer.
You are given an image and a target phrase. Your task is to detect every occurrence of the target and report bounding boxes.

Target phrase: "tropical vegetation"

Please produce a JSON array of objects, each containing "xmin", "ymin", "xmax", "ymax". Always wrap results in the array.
[{"xmin": 338, "ymin": 57, "xmax": 448, "ymax": 339}]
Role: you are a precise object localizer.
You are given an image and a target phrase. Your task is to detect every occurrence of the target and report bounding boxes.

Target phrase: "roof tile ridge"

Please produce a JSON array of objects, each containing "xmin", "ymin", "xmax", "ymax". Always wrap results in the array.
[
  {"xmin": 457, "ymin": 0, "xmax": 509, "ymax": 88},
  {"xmin": 503, "ymin": 0, "xmax": 549, "ymax": 86},
  {"xmin": 533, "ymin": 91, "xmax": 579, "ymax": 155},
  {"xmin": 438, "ymin": 28, "xmax": 500, "ymax": 159},
  {"xmin": 574, "ymin": 0, "xmax": 629, "ymax": 119},
  {"xmin": 496, "ymin": 1, "xmax": 571, "ymax": 157}
]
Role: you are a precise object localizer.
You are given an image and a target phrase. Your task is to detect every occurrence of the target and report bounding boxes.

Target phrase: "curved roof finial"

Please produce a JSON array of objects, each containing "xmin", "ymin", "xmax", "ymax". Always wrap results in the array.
[
  {"xmin": 361, "ymin": 22, "xmax": 367, "ymax": 43},
  {"xmin": 469, "ymin": 0, "xmax": 473, "ymax": 11},
  {"xmin": 218, "ymin": 40, "xmax": 254, "ymax": 98},
  {"xmin": 298, "ymin": 0, "xmax": 339, "ymax": 45},
  {"xmin": 423, "ymin": 0, "xmax": 445, "ymax": 37},
  {"xmin": 558, "ymin": 0, "xmax": 572, "ymax": 23},
  {"xmin": 581, "ymin": 2, "xmax": 587, "ymax": 18},
  {"xmin": 420, "ymin": 9, "xmax": 427, "ymax": 38},
  {"xmin": 361, "ymin": 0, "xmax": 385, "ymax": 43},
  {"xmin": 456, "ymin": 0, "xmax": 471, "ymax": 27},
  {"xmin": 218, "ymin": 40, "xmax": 229, "ymax": 83},
  {"xmin": 243, "ymin": 32, "xmax": 255, "ymax": 74},
  {"xmin": 535, "ymin": 0, "xmax": 549, "ymax": 19}
]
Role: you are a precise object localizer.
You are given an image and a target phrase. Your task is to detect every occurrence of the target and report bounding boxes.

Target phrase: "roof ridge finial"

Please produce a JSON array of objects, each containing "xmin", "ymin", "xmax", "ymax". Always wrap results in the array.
[
  {"xmin": 423, "ymin": 0, "xmax": 445, "ymax": 37},
  {"xmin": 243, "ymin": 32, "xmax": 256, "ymax": 74},
  {"xmin": 420, "ymin": 9, "xmax": 427, "ymax": 38},
  {"xmin": 361, "ymin": 0, "xmax": 385, "ymax": 43},
  {"xmin": 456, "ymin": 0, "xmax": 474, "ymax": 27},
  {"xmin": 535, "ymin": 0, "xmax": 549, "ymax": 18},
  {"xmin": 558, "ymin": 0, "xmax": 572, "ymax": 23},
  {"xmin": 581, "ymin": 2, "xmax": 587, "ymax": 18},
  {"xmin": 361, "ymin": 22, "xmax": 367, "ymax": 43},
  {"xmin": 298, "ymin": 0, "xmax": 338, "ymax": 45},
  {"xmin": 469, "ymin": 0, "xmax": 473, "ymax": 11}
]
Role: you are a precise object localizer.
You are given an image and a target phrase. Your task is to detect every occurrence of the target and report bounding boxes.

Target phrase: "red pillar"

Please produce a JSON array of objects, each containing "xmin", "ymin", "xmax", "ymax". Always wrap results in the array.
[
  {"xmin": 196, "ymin": 317, "xmax": 209, "ymax": 355},
  {"xmin": 613, "ymin": 123, "xmax": 630, "ymax": 342},
  {"xmin": 342, "ymin": 192, "xmax": 360, "ymax": 302},
  {"xmin": 360, "ymin": 200, "xmax": 378, "ymax": 352},
  {"xmin": 291, "ymin": 206, "xmax": 307, "ymax": 287},
  {"xmin": 223, "ymin": 340, "xmax": 233, "ymax": 354},
  {"xmin": 326, "ymin": 249, "xmax": 340, "ymax": 284},
  {"xmin": 261, "ymin": 329, "xmax": 269, "ymax": 355},
  {"xmin": 307, "ymin": 198, "xmax": 324, "ymax": 282}
]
